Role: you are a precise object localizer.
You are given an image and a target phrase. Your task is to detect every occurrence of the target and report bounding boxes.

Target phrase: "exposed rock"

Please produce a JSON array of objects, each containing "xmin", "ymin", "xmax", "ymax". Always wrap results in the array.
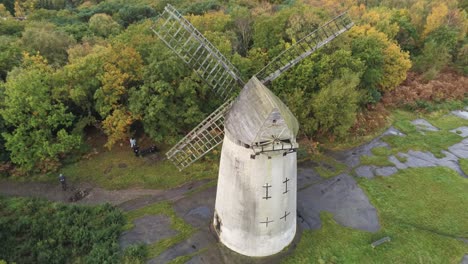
[
  {"xmin": 375, "ymin": 166, "xmax": 398, "ymax": 177},
  {"xmin": 450, "ymin": 127, "xmax": 468, "ymax": 138},
  {"xmin": 411, "ymin": 119, "xmax": 439, "ymax": 132},
  {"xmin": 355, "ymin": 166, "xmax": 375, "ymax": 179},
  {"xmin": 452, "ymin": 110, "xmax": 468, "ymax": 120},
  {"xmin": 382, "ymin": 127, "xmax": 405, "ymax": 137},
  {"xmin": 460, "ymin": 254, "xmax": 468, "ymax": 264},
  {"xmin": 398, "ymin": 150, "xmax": 466, "ymax": 177},
  {"xmin": 448, "ymin": 138, "xmax": 468, "ymax": 159},
  {"xmin": 119, "ymin": 215, "xmax": 178, "ymax": 249},
  {"xmin": 388, "ymin": 155, "xmax": 408, "ymax": 170},
  {"xmin": 297, "ymin": 174, "xmax": 380, "ymax": 232}
]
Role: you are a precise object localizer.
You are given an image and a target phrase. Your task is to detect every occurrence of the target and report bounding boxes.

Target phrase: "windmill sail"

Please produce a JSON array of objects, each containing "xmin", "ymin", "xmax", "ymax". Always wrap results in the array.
[
  {"xmin": 256, "ymin": 12, "xmax": 354, "ymax": 84},
  {"xmin": 165, "ymin": 99, "xmax": 234, "ymax": 170},
  {"xmin": 151, "ymin": 4, "xmax": 244, "ymax": 99}
]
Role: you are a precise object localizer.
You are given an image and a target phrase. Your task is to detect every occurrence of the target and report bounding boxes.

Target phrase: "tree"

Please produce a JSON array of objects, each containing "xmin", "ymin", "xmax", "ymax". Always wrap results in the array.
[
  {"xmin": 309, "ymin": 71, "xmax": 360, "ymax": 139},
  {"xmin": 21, "ymin": 22, "xmax": 75, "ymax": 66},
  {"xmin": 0, "ymin": 36, "xmax": 22, "ymax": 81},
  {"xmin": 349, "ymin": 25, "xmax": 411, "ymax": 103},
  {"xmin": 129, "ymin": 42, "xmax": 220, "ymax": 143},
  {"xmin": 422, "ymin": 3, "xmax": 449, "ymax": 39},
  {"xmin": 0, "ymin": 4, "xmax": 12, "ymax": 18},
  {"xmin": 93, "ymin": 45, "xmax": 143, "ymax": 149},
  {"xmin": 88, "ymin": 13, "xmax": 121, "ymax": 37},
  {"xmin": 0, "ymin": 53, "xmax": 81, "ymax": 172},
  {"xmin": 116, "ymin": 5, "xmax": 156, "ymax": 27}
]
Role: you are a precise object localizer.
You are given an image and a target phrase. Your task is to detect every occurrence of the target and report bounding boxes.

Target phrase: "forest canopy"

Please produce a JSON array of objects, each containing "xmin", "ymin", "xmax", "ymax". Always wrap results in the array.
[{"xmin": 0, "ymin": 0, "xmax": 466, "ymax": 173}]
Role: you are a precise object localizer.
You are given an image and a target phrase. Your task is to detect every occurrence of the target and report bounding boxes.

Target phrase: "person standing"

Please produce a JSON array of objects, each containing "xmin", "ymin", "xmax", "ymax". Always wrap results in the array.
[
  {"xmin": 130, "ymin": 137, "xmax": 137, "ymax": 149},
  {"xmin": 59, "ymin": 174, "xmax": 67, "ymax": 191}
]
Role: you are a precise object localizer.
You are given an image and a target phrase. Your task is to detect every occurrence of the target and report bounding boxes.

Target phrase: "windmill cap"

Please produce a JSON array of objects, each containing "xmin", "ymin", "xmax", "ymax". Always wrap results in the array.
[{"xmin": 225, "ymin": 77, "xmax": 299, "ymax": 146}]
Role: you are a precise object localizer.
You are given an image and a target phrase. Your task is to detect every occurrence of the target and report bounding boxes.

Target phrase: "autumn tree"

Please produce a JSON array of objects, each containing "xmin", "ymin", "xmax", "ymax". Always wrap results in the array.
[
  {"xmin": 88, "ymin": 13, "xmax": 121, "ymax": 38},
  {"xmin": 349, "ymin": 25, "xmax": 411, "ymax": 103},
  {"xmin": 0, "ymin": 53, "xmax": 81, "ymax": 172},
  {"xmin": 93, "ymin": 45, "xmax": 143, "ymax": 148},
  {"xmin": 21, "ymin": 22, "xmax": 75, "ymax": 66}
]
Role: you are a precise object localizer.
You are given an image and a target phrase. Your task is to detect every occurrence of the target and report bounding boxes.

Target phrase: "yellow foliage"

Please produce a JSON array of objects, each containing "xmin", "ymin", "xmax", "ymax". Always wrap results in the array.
[
  {"xmin": 102, "ymin": 108, "xmax": 134, "ymax": 149},
  {"xmin": 187, "ymin": 11, "xmax": 232, "ymax": 32},
  {"xmin": 350, "ymin": 25, "xmax": 411, "ymax": 92},
  {"xmin": 422, "ymin": 3, "xmax": 448, "ymax": 38},
  {"xmin": 0, "ymin": 4, "xmax": 12, "ymax": 17},
  {"xmin": 382, "ymin": 42, "xmax": 412, "ymax": 91}
]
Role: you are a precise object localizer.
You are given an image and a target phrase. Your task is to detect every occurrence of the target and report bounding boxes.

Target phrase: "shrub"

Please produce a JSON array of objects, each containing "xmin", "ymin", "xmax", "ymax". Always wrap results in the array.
[{"xmin": 0, "ymin": 197, "xmax": 125, "ymax": 264}]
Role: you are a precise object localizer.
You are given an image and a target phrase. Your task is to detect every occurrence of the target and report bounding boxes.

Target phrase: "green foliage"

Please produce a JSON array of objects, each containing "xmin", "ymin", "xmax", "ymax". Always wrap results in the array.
[
  {"xmin": 284, "ymin": 167, "xmax": 468, "ymax": 263},
  {"xmin": 460, "ymin": 159, "xmax": 468, "ymax": 176},
  {"xmin": 89, "ymin": 13, "xmax": 121, "ymax": 37},
  {"xmin": 21, "ymin": 22, "xmax": 75, "ymax": 66},
  {"xmin": 1, "ymin": 54, "xmax": 81, "ymax": 172},
  {"xmin": 0, "ymin": 196, "xmax": 125, "ymax": 264},
  {"xmin": 116, "ymin": 5, "xmax": 156, "ymax": 27},
  {"xmin": 129, "ymin": 42, "xmax": 219, "ymax": 143},
  {"xmin": 308, "ymin": 72, "xmax": 361, "ymax": 139},
  {"xmin": 0, "ymin": 36, "xmax": 21, "ymax": 81},
  {"xmin": 413, "ymin": 41, "xmax": 451, "ymax": 81},
  {"xmin": 0, "ymin": 19, "xmax": 25, "ymax": 36}
]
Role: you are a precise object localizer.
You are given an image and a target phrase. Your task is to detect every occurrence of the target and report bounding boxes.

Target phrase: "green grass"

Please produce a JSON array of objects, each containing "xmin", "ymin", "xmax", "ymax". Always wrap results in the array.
[
  {"xmin": 359, "ymin": 147, "xmax": 394, "ymax": 167},
  {"xmin": 426, "ymin": 112, "xmax": 468, "ymax": 130},
  {"xmin": 284, "ymin": 167, "xmax": 468, "ymax": 263},
  {"xmin": 27, "ymin": 146, "xmax": 219, "ymax": 190},
  {"xmin": 124, "ymin": 201, "xmax": 196, "ymax": 260},
  {"xmin": 460, "ymin": 159, "xmax": 468, "ymax": 175}
]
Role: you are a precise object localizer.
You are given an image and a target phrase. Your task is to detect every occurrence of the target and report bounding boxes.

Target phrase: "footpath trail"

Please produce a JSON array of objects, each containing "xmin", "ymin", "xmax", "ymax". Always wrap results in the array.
[{"xmin": 1, "ymin": 109, "xmax": 467, "ymax": 263}]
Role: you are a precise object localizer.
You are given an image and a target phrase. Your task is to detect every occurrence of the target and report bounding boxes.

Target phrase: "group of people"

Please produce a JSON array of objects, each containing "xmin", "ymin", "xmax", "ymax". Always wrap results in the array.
[{"xmin": 130, "ymin": 137, "xmax": 158, "ymax": 157}]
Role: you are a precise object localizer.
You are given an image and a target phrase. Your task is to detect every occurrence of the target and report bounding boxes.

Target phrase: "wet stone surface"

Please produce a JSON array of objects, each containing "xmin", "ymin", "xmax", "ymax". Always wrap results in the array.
[
  {"xmin": 448, "ymin": 138, "xmax": 468, "ymax": 159},
  {"xmin": 382, "ymin": 126, "xmax": 405, "ymax": 137},
  {"xmin": 297, "ymin": 173, "xmax": 380, "ymax": 232},
  {"xmin": 119, "ymin": 215, "xmax": 177, "ymax": 249},
  {"xmin": 452, "ymin": 110, "xmax": 468, "ymax": 120},
  {"xmin": 375, "ymin": 166, "xmax": 398, "ymax": 177},
  {"xmin": 388, "ymin": 155, "xmax": 408, "ymax": 170},
  {"xmin": 461, "ymin": 254, "xmax": 468, "ymax": 264},
  {"xmin": 355, "ymin": 166, "xmax": 375, "ymax": 179},
  {"xmin": 450, "ymin": 127, "xmax": 468, "ymax": 138},
  {"xmin": 148, "ymin": 231, "xmax": 216, "ymax": 264},
  {"xmin": 411, "ymin": 119, "xmax": 439, "ymax": 132}
]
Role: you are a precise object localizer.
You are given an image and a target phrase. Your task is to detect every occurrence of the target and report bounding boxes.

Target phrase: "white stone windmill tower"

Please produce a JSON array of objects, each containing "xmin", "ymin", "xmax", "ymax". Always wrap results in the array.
[{"xmin": 151, "ymin": 5, "xmax": 353, "ymax": 257}]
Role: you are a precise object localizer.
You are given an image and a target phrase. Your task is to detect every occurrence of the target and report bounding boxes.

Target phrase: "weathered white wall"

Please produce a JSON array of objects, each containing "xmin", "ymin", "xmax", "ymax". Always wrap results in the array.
[{"xmin": 214, "ymin": 132, "xmax": 297, "ymax": 257}]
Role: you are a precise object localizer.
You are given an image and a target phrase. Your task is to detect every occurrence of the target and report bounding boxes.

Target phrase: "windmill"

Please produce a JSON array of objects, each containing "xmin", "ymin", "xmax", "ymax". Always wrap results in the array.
[{"xmin": 151, "ymin": 4, "xmax": 353, "ymax": 257}]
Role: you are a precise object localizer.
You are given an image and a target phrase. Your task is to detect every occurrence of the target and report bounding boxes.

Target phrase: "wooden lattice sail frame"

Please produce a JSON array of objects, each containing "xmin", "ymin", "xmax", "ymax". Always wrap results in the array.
[{"xmin": 151, "ymin": 4, "xmax": 354, "ymax": 170}]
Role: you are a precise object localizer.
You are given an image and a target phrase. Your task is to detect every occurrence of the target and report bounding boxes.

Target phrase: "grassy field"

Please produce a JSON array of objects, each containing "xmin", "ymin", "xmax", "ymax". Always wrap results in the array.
[
  {"xmin": 24, "ymin": 138, "xmax": 220, "ymax": 190},
  {"xmin": 284, "ymin": 167, "xmax": 468, "ymax": 263}
]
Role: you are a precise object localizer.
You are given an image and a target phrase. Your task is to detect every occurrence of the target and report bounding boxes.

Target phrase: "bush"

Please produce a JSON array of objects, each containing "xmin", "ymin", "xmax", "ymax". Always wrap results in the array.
[
  {"xmin": 0, "ymin": 197, "xmax": 126, "ymax": 264},
  {"xmin": 307, "ymin": 72, "xmax": 360, "ymax": 140}
]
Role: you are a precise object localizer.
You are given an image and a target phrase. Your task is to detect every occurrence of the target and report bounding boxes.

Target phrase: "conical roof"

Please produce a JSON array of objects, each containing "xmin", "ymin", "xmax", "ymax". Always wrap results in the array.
[{"xmin": 225, "ymin": 77, "xmax": 299, "ymax": 146}]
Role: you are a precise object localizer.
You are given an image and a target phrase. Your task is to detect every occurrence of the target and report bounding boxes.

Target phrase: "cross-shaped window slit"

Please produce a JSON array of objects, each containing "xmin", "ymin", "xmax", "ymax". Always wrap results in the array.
[
  {"xmin": 260, "ymin": 217, "xmax": 273, "ymax": 227},
  {"xmin": 263, "ymin": 183, "xmax": 272, "ymax": 200},
  {"xmin": 283, "ymin": 177, "xmax": 290, "ymax": 194},
  {"xmin": 280, "ymin": 211, "xmax": 290, "ymax": 221}
]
